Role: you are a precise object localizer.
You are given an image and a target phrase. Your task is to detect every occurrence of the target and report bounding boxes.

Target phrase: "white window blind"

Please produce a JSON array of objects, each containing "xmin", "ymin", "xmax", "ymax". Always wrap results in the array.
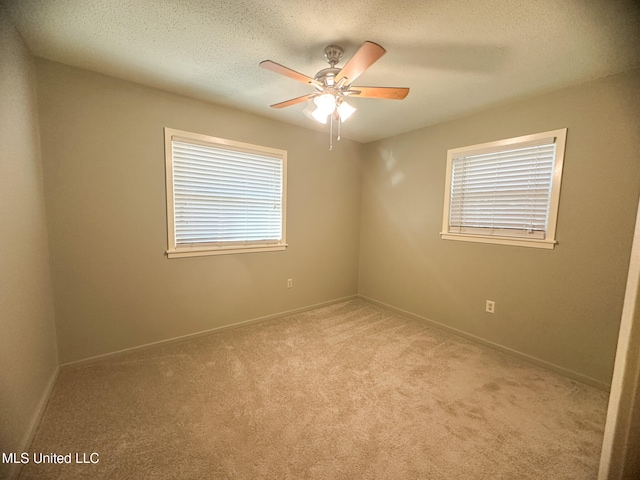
[
  {"xmin": 164, "ymin": 128, "xmax": 287, "ymax": 258},
  {"xmin": 449, "ymin": 143, "xmax": 555, "ymax": 239},
  {"xmin": 441, "ymin": 129, "xmax": 567, "ymax": 249}
]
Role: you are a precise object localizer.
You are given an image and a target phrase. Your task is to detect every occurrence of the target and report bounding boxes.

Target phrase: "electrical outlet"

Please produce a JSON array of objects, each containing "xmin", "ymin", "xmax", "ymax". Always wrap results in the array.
[
  {"xmin": 287, "ymin": 279, "xmax": 293, "ymax": 289},
  {"xmin": 486, "ymin": 300, "xmax": 495, "ymax": 314}
]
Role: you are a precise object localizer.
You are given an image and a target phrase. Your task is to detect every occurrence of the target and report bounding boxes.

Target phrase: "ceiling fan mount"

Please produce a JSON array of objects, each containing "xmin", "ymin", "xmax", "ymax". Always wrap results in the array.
[{"xmin": 323, "ymin": 45, "xmax": 344, "ymax": 68}]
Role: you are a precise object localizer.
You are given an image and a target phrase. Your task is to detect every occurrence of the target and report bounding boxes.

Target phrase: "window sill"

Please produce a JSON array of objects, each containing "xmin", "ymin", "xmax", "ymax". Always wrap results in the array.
[
  {"xmin": 167, "ymin": 244, "xmax": 288, "ymax": 258},
  {"xmin": 440, "ymin": 233, "xmax": 556, "ymax": 249}
]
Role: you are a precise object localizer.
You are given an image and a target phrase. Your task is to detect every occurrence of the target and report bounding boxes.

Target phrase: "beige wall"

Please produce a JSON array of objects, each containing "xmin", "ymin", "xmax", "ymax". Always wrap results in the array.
[
  {"xmin": 35, "ymin": 60, "xmax": 363, "ymax": 364},
  {"xmin": 359, "ymin": 69, "xmax": 640, "ymax": 387},
  {"xmin": 0, "ymin": 10, "xmax": 58, "ymax": 479}
]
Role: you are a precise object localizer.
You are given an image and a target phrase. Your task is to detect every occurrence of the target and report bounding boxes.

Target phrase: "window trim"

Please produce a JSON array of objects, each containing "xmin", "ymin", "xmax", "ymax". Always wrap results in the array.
[
  {"xmin": 164, "ymin": 128, "xmax": 287, "ymax": 258},
  {"xmin": 440, "ymin": 128, "xmax": 567, "ymax": 249}
]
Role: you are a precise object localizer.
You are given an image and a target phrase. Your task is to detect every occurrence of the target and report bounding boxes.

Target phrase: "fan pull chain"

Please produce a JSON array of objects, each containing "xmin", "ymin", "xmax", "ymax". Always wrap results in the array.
[
  {"xmin": 328, "ymin": 114, "xmax": 342, "ymax": 150},
  {"xmin": 329, "ymin": 114, "xmax": 333, "ymax": 150}
]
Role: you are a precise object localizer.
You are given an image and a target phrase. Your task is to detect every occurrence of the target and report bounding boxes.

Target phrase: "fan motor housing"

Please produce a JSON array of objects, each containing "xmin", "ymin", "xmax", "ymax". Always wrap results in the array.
[{"xmin": 314, "ymin": 67, "xmax": 340, "ymax": 86}]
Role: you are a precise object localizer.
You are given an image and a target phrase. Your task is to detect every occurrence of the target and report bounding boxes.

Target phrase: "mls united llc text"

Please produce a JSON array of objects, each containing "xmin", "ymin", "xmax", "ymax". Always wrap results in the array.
[{"xmin": 2, "ymin": 452, "xmax": 99, "ymax": 464}]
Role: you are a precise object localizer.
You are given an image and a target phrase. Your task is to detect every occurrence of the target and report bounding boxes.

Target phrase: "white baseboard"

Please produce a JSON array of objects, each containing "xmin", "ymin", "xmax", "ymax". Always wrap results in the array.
[
  {"xmin": 6, "ymin": 366, "xmax": 59, "ymax": 480},
  {"xmin": 359, "ymin": 295, "xmax": 610, "ymax": 392},
  {"xmin": 60, "ymin": 295, "xmax": 359, "ymax": 370}
]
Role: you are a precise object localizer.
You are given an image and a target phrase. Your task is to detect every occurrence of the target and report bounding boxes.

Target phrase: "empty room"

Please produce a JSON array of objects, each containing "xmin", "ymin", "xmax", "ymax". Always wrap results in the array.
[{"xmin": 1, "ymin": 1, "xmax": 640, "ymax": 479}]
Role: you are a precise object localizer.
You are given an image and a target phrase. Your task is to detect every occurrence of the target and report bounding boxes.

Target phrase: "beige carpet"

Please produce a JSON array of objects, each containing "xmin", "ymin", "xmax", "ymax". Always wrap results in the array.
[{"xmin": 19, "ymin": 299, "xmax": 608, "ymax": 479}]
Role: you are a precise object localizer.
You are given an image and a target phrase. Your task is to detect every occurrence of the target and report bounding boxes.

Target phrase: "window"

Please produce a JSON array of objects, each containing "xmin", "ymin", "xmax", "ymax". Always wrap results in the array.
[
  {"xmin": 164, "ymin": 128, "xmax": 287, "ymax": 258},
  {"xmin": 441, "ymin": 129, "xmax": 567, "ymax": 249}
]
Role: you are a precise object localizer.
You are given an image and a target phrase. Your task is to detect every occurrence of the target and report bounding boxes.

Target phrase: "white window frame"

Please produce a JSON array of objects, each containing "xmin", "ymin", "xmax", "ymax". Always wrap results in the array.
[
  {"xmin": 164, "ymin": 128, "xmax": 287, "ymax": 258},
  {"xmin": 440, "ymin": 128, "xmax": 567, "ymax": 249}
]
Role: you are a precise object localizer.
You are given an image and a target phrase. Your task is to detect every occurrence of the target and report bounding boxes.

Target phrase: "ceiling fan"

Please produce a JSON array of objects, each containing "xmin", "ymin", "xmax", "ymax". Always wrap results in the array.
[{"xmin": 260, "ymin": 41, "xmax": 409, "ymax": 148}]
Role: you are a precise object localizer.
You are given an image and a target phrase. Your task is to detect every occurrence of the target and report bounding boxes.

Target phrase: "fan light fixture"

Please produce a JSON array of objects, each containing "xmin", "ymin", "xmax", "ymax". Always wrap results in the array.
[
  {"xmin": 315, "ymin": 93, "xmax": 337, "ymax": 115},
  {"xmin": 260, "ymin": 41, "xmax": 410, "ymax": 150},
  {"xmin": 304, "ymin": 94, "xmax": 356, "ymax": 139},
  {"xmin": 309, "ymin": 95, "xmax": 356, "ymax": 149}
]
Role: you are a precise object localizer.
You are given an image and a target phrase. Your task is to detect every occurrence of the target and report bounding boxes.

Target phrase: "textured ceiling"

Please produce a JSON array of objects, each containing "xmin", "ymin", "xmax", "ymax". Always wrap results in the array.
[{"xmin": 5, "ymin": 0, "xmax": 640, "ymax": 143}]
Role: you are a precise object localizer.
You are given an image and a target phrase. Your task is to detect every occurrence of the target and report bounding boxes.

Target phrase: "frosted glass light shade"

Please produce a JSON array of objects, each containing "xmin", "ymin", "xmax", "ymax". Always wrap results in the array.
[
  {"xmin": 311, "ymin": 108, "xmax": 328, "ymax": 124},
  {"xmin": 314, "ymin": 93, "xmax": 337, "ymax": 116},
  {"xmin": 337, "ymin": 100, "xmax": 356, "ymax": 121}
]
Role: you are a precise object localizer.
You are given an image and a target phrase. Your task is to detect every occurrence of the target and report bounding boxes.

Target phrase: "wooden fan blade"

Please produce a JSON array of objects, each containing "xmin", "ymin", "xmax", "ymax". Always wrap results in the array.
[
  {"xmin": 335, "ymin": 41, "xmax": 386, "ymax": 86},
  {"xmin": 260, "ymin": 60, "xmax": 320, "ymax": 86},
  {"xmin": 348, "ymin": 86, "xmax": 409, "ymax": 100},
  {"xmin": 270, "ymin": 94, "xmax": 315, "ymax": 109}
]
